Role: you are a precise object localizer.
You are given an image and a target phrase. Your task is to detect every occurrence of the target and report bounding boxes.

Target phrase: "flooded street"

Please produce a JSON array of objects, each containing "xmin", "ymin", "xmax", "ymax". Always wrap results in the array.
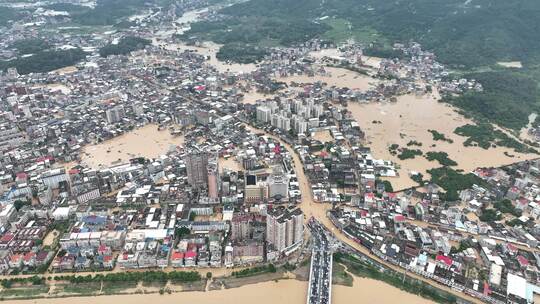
[
  {"xmin": 0, "ymin": 0, "xmax": 533, "ymax": 303},
  {"xmin": 243, "ymin": 124, "xmax": 482, "ymax": 304},
  {"xmin": 63, "ymin": 6, "xmax": 501, "ymax": 304}
]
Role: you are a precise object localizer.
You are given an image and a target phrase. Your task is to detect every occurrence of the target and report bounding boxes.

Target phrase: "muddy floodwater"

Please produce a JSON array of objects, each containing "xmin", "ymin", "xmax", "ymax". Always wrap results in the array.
[
  {"xmin": 279, "ymin": 66, "xmax": 377, "ymax": 90},
  {"xmin": 312, "ymin": 129, "xmax": 334, "ymax": 143},
  {"xmin": 308, "ymin": 48, "xmax": 382, "ymax": 69},
  {"xmin": 66, "ymin": 6, "xmax": 527, "ymax": 304},
  {"xmin": 240, "ymin": 90, "xmax": 272, "ymax": 104},
  {"xmin": 219, "ymin": 156, "xmax": 243, "ymax": 172},
  {"xmin": 348, "ymin": 92, "xmax": 538, "ymax": 190},
  {"xmin": 81, "ymin": 124, "xmax": 183, "ymax": 169},
  {"xmin": 3, "ymin": 276, "xmax": 434, "ymax": 304},
  {"xmin": 155, "ymin": 41, "xmax": 257, "ymax": 74}
]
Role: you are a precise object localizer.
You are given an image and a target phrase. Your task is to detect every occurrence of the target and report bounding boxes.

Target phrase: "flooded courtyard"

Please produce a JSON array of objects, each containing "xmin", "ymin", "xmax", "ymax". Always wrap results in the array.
[
  {"xmin": 278, "ymin": 66, "xmax": 377, "ymax": 90},
  {"xmin": 81, "ymin": 124, "xmax": 183, "ymax": 169}
]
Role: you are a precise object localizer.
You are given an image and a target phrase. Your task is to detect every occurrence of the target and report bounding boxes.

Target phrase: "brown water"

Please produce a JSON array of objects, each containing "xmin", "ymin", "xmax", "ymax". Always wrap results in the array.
[
  {"xmin": 279, "ymin": 66, "xmax": 377, "ymax": 90},
  {"xmin": 71, "ymin": 9, "xmax": 499, "ymax": 303},
  {"xmin": 154, "ymin": 41, "xmax": 257, "ymax": 74},
  {"xmin": 241, "ymin": 90, "xmax": 272, "ymax": 104},
  {"xmin": 2, "ymin": 277, "xmax": 434, "ymax": 304},
  {"xmin": 308, "ymin": 48, "xmax": 382, "ymax": 69},
  {"xmin": 81, "ymin": 124, "xmax": 184, "ymax": 169},
  {"xmin": 219, "ymin": 156, "xmax": 242, "ymax": 172},
  {"xmin": 348, "ymin": 92, "xmax": 538, "ymax": 190},
  {"xmin": 312, "ymin": 130, "xmax": 333, "ymax": 143}
]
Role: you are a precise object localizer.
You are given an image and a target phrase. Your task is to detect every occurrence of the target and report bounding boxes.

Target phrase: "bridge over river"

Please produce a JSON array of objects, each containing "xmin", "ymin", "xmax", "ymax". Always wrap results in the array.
[{"xmin": 307, "ymin": 219, "xmax": 334, "ymax": 304}]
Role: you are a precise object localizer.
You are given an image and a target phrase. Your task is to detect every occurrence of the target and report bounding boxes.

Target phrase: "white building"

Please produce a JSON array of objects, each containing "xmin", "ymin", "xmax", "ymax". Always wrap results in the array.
[
  {"xmin": 52, "ymin": 206, "xmax": 72, "ymax": 221},
  {"xmin": 256, "ymin": 106, "xmax": 272, "ymax": 123}
]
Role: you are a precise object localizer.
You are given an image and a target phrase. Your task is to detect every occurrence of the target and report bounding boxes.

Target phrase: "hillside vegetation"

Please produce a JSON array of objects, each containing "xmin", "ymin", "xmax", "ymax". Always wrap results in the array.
[
  {"xmin": 445, "ymin": 72, "xmax": 540, "ymax": 130},
  {"xmin": 182, "ymin": 0, "xmax": 540, "ymax": 130},
  {"xmin": 99, "ymin": 36, "xmax": 151, "ymax": 57},
  {"xmin": 0, "ymin": 48, "xmax": 86, "ymax": 74},
  {"xmin": 216, "ymin": 0, "xmax": 540, "ymax": 68}
]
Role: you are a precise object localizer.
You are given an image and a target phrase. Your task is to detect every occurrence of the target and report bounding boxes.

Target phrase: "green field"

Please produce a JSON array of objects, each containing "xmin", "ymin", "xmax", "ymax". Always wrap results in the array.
[
  {"xmin": 321, "ymin": 18, "xmax": 383, "ymax": 44},
  {"xmin": 0, "ymin": 286, "xmax": 50, "ymax": 298},
  {"xmin": 59, "ymin": 282, "xmax": 101, "ymax": 295}
]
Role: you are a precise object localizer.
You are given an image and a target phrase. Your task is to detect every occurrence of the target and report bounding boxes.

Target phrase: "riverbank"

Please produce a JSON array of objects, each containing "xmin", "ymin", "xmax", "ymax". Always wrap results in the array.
[
  {"xmin": 242, "ymin": 123, "xmax": 483, "ymax": 304},
  {"xmin": 1, "ymin": 274, "xmax": 436, "ymax": 304},
  {"xmin": 334, "ymin": 252, "xmax": 454, "ymax": 304}
]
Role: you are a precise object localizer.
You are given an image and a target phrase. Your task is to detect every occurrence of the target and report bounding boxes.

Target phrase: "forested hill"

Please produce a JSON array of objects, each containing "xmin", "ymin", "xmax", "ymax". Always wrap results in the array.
[
  {"xmin": 183, "ymin": 0, "xmax": 539, "ymax": 131},
  {"xmin": 222, "ymin": 0, "xmax": 540, "ymax": 68}
]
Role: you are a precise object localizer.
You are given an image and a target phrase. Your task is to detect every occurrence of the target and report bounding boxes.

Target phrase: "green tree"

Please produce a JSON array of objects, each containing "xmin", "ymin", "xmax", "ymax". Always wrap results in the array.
[
  {"xmin": 14, "ymin": 199, "xmax": 31, "ymax": 211},
  {"xmin": 99, "ymin": 36, "xmax": 150, "ymax": 57},
  {"xmin": 175, "ymin": 227, "xmax": 191, "ymax": 239}
]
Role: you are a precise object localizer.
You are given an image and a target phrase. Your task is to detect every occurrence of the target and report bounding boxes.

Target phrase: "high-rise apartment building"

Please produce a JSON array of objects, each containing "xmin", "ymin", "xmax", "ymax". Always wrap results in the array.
[
  {"xmin": 186, "ymin": 148, "xmax": 220, "ymax": 196},
  {"xmin": 256, "ymin": 106, "xmax": 272, "ymax": 123},
  {"xmin": 266, "ymin": 206, "xmax": 303, "ymax": 252},
  {"xmin": 207, "ymin": 160, "xmax": 220, "ymax": 198},
  {"xmin": 231, "ymin": 213, "xmax": 251, "ymax": 241},
  {"xmin": 185, "ymin": 149, "xmax": 209, "ymax": 188},
  {"xmin": 268, "ymin": 166, "xmax": 289, "ymax": 199},
  {"xmin": 105, "ymin": 105, "xmax": 125, "ymax": 124}
]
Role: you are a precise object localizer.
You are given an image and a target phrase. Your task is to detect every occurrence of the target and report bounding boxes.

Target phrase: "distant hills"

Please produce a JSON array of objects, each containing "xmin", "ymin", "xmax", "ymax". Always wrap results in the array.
[
  {"xmin": 1, "ymin": 0, "xmax": 539, "ymax": 130},
  {"xmin": 220, "ymin": 0, "xmax": 540, "ymax": 68},
  {"xmin": 194, "ymin": 0, "xmax": 540, "ymax": 131}
]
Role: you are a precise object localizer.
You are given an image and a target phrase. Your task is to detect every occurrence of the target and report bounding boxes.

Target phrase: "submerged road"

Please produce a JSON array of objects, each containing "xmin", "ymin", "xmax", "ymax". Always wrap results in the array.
[{"xmin": 242, "ymin": 123, "xmax": 483, "ymax": 304}]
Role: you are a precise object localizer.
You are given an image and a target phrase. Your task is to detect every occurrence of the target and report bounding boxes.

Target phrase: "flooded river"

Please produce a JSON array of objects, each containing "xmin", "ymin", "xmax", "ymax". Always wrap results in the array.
[
  {"xmin": 243, "ymin": 124, "xmax": 482, "ymax": 304},
  {"xmin": 68, "ymin": 6, "xmax": 501, "ymax": 304},
  {"xmin": 2, "ymin": 276, "xmax": 434, "ymax": 304}
]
